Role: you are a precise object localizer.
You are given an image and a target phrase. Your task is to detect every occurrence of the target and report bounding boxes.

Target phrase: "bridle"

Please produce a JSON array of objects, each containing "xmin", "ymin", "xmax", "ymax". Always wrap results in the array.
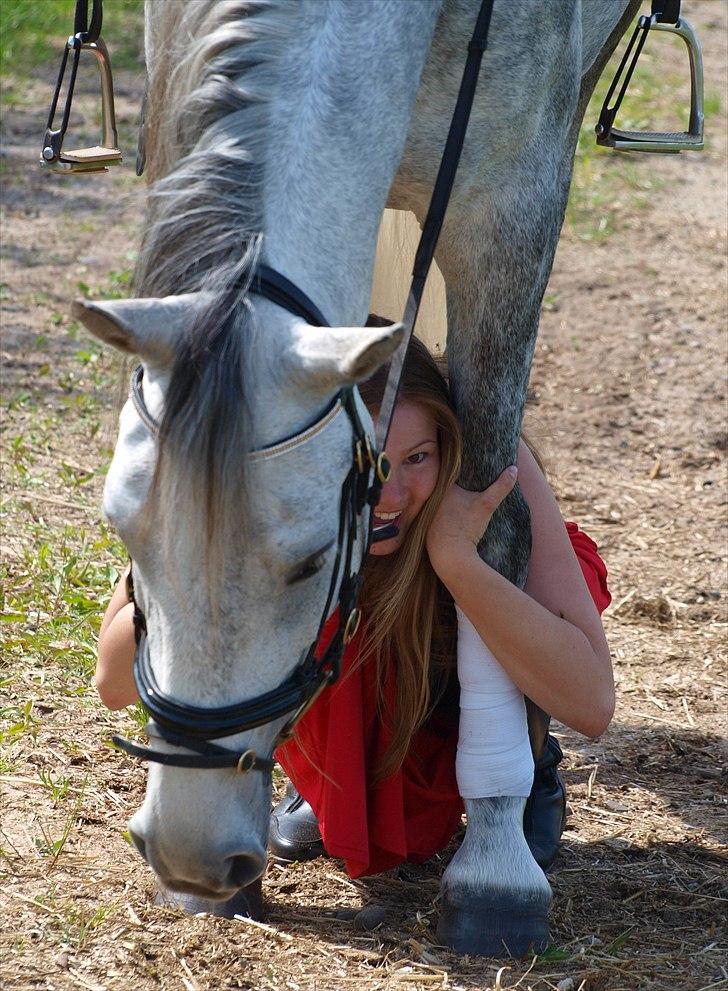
[
  {"xmin": 115, "ymin": 358, "xmax": 381, "ymax": 774},
  {"xmin": 100, "ymin": 0, "xmax": 497, "ymax": 776},
  {"xmin": 112, "ymin": 0, "xmax": 496, "ymax": 777}
]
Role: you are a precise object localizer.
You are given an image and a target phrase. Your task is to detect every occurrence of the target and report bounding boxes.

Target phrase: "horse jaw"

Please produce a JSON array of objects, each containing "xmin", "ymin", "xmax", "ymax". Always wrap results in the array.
[{"xmin": 71, "ymin": 292, "xmax": 213, "ymax": 366}]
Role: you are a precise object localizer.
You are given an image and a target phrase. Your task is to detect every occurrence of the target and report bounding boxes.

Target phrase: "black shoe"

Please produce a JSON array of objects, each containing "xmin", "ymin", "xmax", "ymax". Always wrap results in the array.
[
  {"xmin": 269, "ymin": 782, "xmax": 325, "ymax": 863},
  {"xmin": 523, "ymin": 734, "xmax": 567, "ymax": 872}
]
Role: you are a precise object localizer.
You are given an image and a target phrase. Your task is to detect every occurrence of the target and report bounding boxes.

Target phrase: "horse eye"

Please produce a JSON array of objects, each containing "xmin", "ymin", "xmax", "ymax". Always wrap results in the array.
[
  {"xmin": 285, "ymin": 542, "xmax": 334, "ymax": 586},
  {"xmin": 287, "ymin": 558, "xmax": 323, "ymax": 585}
]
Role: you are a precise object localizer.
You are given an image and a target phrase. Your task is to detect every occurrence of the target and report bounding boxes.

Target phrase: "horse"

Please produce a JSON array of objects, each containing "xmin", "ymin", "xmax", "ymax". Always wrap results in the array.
[{"xmin": 73, "ymin": 0, "xmax": 644, "ymax": 956}]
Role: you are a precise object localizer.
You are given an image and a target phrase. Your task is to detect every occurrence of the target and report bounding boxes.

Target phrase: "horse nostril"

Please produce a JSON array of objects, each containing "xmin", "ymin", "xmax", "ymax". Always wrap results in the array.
[{"xmin": 227, "ymin": 851, "xmax": 266, "ymax": 889}]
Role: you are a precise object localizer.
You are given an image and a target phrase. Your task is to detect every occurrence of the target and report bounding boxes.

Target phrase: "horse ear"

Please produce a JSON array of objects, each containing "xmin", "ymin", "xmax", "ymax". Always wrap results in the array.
[
  {"xmin": 290, "ymin": 322, "xmax": 405, "ymax": 391},
  {"xmin": 71, "ymin": 292, "xmax": 212, "ymax": 366}
]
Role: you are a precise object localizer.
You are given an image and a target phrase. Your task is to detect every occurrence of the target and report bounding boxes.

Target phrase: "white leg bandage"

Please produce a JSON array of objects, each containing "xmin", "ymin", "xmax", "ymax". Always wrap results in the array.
[{"xmin": 455, "ymin": 605, "xmax": 534, "ymax": 799}]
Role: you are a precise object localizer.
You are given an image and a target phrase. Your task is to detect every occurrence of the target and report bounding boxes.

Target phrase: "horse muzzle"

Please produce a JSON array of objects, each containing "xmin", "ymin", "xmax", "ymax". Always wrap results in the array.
[{"xmin": 129, "ymin": 807, "xmax": 268, "ymax": 899}]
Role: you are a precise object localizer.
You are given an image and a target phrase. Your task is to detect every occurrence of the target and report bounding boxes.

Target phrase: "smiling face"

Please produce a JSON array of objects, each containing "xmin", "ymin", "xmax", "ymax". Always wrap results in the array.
[{"xmin": 369, "ymin": 400, "xmax": 440, "ymax": 556}]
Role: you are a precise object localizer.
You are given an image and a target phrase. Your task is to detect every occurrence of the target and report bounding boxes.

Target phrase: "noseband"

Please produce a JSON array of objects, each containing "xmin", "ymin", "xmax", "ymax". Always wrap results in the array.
[{"xmin": 112, "ymin": 0, "xmax": 495, "ymax": 776}]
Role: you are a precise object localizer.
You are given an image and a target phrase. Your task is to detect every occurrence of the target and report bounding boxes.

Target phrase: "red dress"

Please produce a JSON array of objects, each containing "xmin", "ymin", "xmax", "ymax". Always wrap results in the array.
[{"xmin": 276, "ymin": 522, "xmax": 610, "ymax": 878}]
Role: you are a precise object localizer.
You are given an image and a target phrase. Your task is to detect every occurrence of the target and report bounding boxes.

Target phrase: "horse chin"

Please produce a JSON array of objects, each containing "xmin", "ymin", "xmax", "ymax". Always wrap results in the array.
[
  {"xmin": 158, "ymin": 878, "xmax": 240, "ymax": 901},
  {"xmin": 153, "ymin": 877, "xmax": 266, "ymax": 921}
]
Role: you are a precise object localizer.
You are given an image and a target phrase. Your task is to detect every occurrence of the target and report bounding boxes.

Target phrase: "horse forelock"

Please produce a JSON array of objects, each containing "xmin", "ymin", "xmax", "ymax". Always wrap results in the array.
[
  {"xmin": 136, "ymin": 1, "xmax": 296, "ymax": 579},
  {"xmin": 148, "ymin": 268, "xmax": 258, "ymax": 589}
]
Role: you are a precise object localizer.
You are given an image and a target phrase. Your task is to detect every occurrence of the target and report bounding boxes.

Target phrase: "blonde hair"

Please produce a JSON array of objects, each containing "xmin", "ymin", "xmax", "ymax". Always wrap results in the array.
[
  {"xmin": 356, "ymin": 322, "xmax": 546, "ymax": 783},
  {"xmin": 357, "ymin": 328, "xmax": 462, "ymax": 782}
]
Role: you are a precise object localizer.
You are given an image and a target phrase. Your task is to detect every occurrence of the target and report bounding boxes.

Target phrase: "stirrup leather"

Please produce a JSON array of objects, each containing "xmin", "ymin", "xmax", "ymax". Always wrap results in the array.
[
  {"xmin": 596, "ymin": 6, "xmax": 704, "ymax": 154},
  {"xmin": 40, "ymin": 33, "xmax": 122, "ymax": 174}
]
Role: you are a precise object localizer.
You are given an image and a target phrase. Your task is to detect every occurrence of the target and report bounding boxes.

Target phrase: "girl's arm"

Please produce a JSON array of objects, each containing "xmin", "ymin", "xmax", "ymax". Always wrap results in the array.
[
  {"xmin": 426, "ymin": 444, "xmax": 615, "ymax": 738},
  {"xmin": 96, "ymin": 566, "xmax": 139, "ymax": 710}
]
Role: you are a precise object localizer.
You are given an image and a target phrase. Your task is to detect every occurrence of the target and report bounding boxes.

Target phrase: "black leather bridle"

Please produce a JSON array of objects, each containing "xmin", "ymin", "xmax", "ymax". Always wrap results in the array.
[
  {"xmin": 111, "ymin": 0, "xmax": 496, "ymax": 776},
  {"xmin": 113, "ymin": 360, "xmax": 385, "ymax": 773}
]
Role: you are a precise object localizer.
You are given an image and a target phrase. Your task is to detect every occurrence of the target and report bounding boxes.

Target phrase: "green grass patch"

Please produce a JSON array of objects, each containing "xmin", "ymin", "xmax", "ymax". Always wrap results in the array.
[
  {"xmin": 2, "ymin": 524, "xmax": 126, "ymax": 693},
  {"xmin": 0, "ymin": 0, "xmax": 145, "ymax": 82},
  {"xmin": 0, "ymin": 699, "xmax": 39, "ymax": 746},
  {"xmin": 37, "ymin": 766, "xmax": 74, "ymax": 802},
  {"xmin": 57, "ymin": 895, "xmax": 118, "ymax": 948}
]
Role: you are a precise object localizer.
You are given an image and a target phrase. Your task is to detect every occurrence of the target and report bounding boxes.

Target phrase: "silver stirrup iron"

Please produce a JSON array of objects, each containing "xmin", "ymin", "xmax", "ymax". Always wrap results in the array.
[
  {"xmin": 39, "ymin": 0, "xmax": 122, "ymax": 174},
  {"xmin": 596, "ymin": 0, "xmax": 704, "ymax": 154}
]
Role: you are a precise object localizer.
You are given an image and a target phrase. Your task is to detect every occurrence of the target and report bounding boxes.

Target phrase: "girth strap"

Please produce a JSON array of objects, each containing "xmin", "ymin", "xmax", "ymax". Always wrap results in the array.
[
  {"xmin": 652, "ymin": 0, "xmax": 680, "ymax": 24},
  {"xmin": 74, "ymin": 0, "xmax": 103, "ymax": 42}
]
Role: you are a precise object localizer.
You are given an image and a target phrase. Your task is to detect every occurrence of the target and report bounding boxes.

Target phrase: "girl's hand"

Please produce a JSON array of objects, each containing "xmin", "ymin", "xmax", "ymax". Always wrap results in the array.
[{"xmin": 426, "ymin": 466, "xmax": 518, "ymax": 581}]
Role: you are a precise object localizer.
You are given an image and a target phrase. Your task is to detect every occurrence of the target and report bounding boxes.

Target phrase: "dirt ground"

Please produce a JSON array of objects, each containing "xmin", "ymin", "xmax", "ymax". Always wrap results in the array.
[{"xmin": 1, "ymin": 3, "xmax": 726, "ymax": 990}]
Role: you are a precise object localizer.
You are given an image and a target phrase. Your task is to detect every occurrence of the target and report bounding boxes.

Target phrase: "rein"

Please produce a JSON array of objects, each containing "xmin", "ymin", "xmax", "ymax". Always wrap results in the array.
[{"xmin": 374, "ymin": 0, "xmax": 495, "ymax": 451}]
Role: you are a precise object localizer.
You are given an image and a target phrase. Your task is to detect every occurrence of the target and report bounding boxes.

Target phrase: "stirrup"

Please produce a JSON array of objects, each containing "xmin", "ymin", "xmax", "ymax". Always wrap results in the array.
[
  {"xmin": 40, "ymin": 34, "xmax": 122, "ymax": 174},
  {"xmin": 595, "ymin": 6, "xmax": 704, "ymax": 154}
]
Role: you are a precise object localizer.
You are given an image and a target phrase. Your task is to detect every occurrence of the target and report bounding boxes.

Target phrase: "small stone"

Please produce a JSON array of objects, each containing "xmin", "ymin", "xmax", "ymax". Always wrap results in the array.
[
  {"xmin": 56, "ymin": 952, "xmax": 69, "ymax": 969},
  {"xmin": 556, "ymin": 979, "xmax": 575, "ymax": 991},
  {"xmin": 353, "ymin": 904, "xmax": 386, "ymax": 931},
  {"xmin": 334, "ymin": 907, "xmax": 358, "ymax": 921}
]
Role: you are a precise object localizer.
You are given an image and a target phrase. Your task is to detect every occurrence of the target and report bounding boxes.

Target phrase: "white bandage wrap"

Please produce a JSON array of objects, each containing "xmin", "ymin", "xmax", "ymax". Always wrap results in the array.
[{"xmin": 455, "ymin": 605, "xmax": 534, "ymax": 799}]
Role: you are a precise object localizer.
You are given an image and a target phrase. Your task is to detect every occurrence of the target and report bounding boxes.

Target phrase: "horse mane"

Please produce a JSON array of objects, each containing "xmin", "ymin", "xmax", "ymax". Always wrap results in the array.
[
  {"xmin": 138, "ymin": 0, "xmax": 293, "ymax": 291},
  {"xmin": 135, "ymin": 0, "xmax": 295, "ymax": 572}
]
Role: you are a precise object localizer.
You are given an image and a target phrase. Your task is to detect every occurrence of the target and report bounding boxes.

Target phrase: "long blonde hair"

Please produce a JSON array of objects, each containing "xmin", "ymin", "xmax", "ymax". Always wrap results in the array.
[
  {"xmin": 356, "ymin": 323, "xmax": 546, "ymax": 782},
  {"xmin": 357, "ymin": 329, "xmax": 462, "ymax": 782}
]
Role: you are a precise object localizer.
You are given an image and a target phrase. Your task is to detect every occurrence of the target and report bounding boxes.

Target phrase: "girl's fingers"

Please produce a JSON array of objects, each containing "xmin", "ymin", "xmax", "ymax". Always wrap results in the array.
[{"xmin": 480, "ymin": 466, "xmax": 518, "ymax": 512}]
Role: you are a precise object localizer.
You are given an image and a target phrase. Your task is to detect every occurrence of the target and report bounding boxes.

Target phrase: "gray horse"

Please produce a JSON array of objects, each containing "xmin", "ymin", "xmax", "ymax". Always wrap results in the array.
[{"xmin": 76, "ymin": 0, "xmax": 641, "ymax": 956}]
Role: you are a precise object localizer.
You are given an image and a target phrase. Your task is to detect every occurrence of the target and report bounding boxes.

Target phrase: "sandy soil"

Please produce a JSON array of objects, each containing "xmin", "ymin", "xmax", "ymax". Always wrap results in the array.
[{"xmin": 1, "ymin": 4, "xmax": 726, "ymax": 990}]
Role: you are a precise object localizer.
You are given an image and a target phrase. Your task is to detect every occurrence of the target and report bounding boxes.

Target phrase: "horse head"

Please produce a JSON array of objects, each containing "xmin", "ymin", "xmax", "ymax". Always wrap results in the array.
[{"xmin": 76, "ymin": 290, "xmax": 402, "ymax": 899}]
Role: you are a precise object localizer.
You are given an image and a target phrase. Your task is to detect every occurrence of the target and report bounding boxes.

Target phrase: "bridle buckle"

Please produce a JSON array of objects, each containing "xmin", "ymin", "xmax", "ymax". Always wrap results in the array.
[
  {"xmin": 343, "ymin": 607, "xmax": 362, "ymax": 645},
  {"xmin": 376, "ymin": 452, "xmax": 392, "ymax": 485},
  {"xmin": 236, "ymin": 750, "xmax": 258, "ymax": 774}
]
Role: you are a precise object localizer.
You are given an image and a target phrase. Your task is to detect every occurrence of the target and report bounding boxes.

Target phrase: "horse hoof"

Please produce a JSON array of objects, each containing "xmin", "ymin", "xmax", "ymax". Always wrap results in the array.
[
  {"xmin": 436, "ymin": 890, "xmax": 550, "ymax": 957},
  {"xmin": 154, "ymin": 877, "xmax": 264, "ymax": 920}
]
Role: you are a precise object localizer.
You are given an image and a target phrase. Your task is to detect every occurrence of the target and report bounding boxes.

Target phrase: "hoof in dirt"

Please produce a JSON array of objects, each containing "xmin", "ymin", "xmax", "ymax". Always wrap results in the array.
[
  {"xmin": 154, "ymin": 877, "xmax": 264, "ymax": 920},
  {"xmin": 436, "ymin": 890, "xmax": 549, "ymax": 957}
]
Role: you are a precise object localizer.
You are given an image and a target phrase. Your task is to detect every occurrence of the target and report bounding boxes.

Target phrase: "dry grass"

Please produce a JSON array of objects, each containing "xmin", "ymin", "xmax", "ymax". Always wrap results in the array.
[{"xmin": 2, "ymin": 3, "xmax": 727, "ymax": 990}]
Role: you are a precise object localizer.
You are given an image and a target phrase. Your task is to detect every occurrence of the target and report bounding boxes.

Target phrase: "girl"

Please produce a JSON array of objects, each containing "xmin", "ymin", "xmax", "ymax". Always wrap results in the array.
[{"xmin": 97, "ymin": 330, "xmax": 613, "ymax": 878}]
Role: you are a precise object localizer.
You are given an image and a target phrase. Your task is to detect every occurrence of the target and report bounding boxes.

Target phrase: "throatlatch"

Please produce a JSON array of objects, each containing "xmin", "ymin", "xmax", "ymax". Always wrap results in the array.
[
  {"xmin": 39, "ymin": 0, "xmax": 122, "ymax": 174},
  {"xmin": 596, "ymin": 0, "xmax": 704, "ymax": 153}
]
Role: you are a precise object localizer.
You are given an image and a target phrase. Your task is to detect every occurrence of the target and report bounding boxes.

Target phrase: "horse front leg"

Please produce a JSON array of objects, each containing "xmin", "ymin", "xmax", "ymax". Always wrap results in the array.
[{"xmin": 432, "ymin": 184, "xmax": 571, "ymax": 955}]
